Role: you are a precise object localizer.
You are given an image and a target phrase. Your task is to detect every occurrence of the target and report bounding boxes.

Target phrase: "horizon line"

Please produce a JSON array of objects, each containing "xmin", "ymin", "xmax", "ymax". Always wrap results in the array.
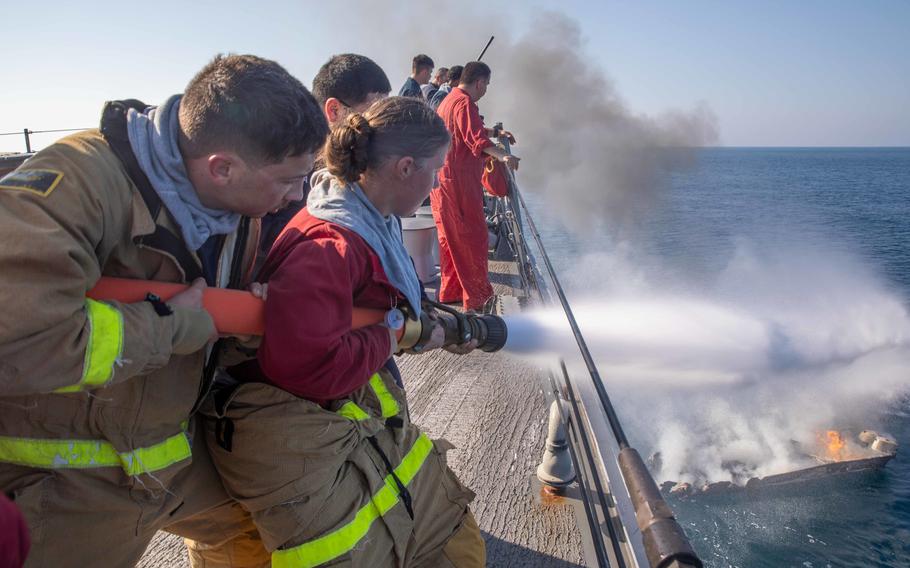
[{"xmin": 703, "ymin": 145, "xmax": 909, "ymax": 149}]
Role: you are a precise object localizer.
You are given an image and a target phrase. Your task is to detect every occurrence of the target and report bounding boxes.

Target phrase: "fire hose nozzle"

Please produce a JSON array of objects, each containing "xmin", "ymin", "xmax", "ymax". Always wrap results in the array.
[{"xmin": 396, "ymin": 307, "xmax": 508, "ymax": 354}]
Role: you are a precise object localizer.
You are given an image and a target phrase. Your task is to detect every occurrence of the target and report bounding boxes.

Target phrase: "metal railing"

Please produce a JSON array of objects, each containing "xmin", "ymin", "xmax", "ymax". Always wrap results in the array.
[
  {"xmin": 0, "ymin": 128, "xmax": 90, "ymax": 153},
  {"xmin": 487, "ymin": 138, "xmax": 702, "ymax": 568}
]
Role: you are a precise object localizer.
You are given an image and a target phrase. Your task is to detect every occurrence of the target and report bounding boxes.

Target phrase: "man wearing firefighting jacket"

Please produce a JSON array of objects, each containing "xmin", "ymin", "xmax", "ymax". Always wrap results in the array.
[{"xmin": 0, "ymin": 54, "xmax": 328, "ymax": 567}]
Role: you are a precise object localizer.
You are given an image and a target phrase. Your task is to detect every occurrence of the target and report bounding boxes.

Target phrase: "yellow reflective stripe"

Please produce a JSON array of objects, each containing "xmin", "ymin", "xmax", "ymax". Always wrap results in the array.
[
  {"xmin": 337, "ymin": 401, "xmax": 370, "ymax": 421},
  {"xmin": 0, "ymin": 436, "xmax": 120, "ymax": 469},
  {"xmin": 336, "ymin": 374, "xmax": 400, "ymax": 421},
  {"xmin": 369, "ymin": 373, "xmax": 399, "ymax": 418},
  {"xmin": 119, "ymin": 431, "xmax": 192, "ymax": 476},
  {"xmin": 272, "ymin": 433, "xmax": 433, "ymax": 568},
  {"xmin": 0, "ymin": 431, "xmax": 191, "ymax": 476},
  {"xmin": 79, "ymin": 299, "xmax": 123, "ymax": 387},
  {"xmin": 391, "ymin": 434, "xmax": 432, "ymax": 487},
  {"xmin": 56, "ymin": 299, "xmax": 123, "ymax": 393}
]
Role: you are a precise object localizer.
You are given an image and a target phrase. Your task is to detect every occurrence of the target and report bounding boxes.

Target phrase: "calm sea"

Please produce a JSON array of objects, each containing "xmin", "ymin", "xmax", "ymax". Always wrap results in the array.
[{"xmin": 528, "ymin": 148, "xmax": 910, "ymax": 567}]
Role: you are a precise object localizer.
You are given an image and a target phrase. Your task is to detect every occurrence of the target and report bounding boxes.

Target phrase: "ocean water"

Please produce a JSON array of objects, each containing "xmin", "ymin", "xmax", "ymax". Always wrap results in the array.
[{"xmin": 525, "ymin": 148, "xmax": 910, "ymax": 567}]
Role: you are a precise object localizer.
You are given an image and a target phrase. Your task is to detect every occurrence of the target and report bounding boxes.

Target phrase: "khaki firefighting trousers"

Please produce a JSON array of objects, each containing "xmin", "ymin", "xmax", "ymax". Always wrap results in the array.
[
  {"xmin": 201, "ymin": 373, "xmax": 486, "ymax": 567},
  {"xmin": 0, "ymin": 422, "xmax": 269, "ymax": 568}
]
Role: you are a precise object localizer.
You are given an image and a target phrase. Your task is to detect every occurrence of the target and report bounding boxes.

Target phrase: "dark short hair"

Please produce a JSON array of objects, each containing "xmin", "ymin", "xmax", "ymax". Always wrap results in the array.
[
  {"xmin": 460, "ymin": 61, "xmax": 491, "ymax": 85},
  {"xmin": 179, "ymin": 54, "xmax": 328, "ymax": 165},
  {"xmin": 412, "ymin": 54, "xmax": 434, "ymax": 74},
  {"xmin": 326, "ymin": 97, "xmax": 450, "ymax": 184},
  {"xmin": 312, "ymin": 54, "xmax": 391, "ymax": 108},
  {"xmin": 447, "ymin": 65, "xmax": 464, "ymax": 85}
]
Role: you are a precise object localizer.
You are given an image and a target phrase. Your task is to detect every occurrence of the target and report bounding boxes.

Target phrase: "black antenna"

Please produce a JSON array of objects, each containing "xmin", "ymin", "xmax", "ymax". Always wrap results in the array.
[{"xmin": 478, "ymin": 36, "xmax": 494, "ymax": 60}]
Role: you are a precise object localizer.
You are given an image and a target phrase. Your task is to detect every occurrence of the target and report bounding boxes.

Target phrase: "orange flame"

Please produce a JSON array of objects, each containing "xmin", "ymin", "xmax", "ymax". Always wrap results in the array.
[
  {"xmin": 824, "ymin": 430, "xmax": 846, "ymax": 460},
  {"xmin": 813, "ymin": 429, "xmax": 876, "ymax": 462}
]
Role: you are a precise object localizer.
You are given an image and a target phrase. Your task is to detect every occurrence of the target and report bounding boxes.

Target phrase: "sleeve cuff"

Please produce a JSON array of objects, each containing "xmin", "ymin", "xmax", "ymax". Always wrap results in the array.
[
  {"xmin": 170, "ymin": 306, "xmax": 215, "ymax": 355},
  {"xmin": 473, "ymin": 138, "xmax": 495, "ymax": 157}
]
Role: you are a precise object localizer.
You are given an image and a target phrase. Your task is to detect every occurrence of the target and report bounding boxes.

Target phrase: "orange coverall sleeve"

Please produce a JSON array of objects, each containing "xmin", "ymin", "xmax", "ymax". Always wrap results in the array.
[{"xmin": 455, "ymin": 99, "xmax": 494, "ymax": 158}]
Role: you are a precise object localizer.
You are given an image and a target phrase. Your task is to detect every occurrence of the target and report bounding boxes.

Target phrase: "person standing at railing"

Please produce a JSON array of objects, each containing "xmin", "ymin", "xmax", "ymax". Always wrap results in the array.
[
  {"xmin": 431, "ymin": 61, "xmax": 519, "ymax": 311},
  {"xmin": 429, "ymin": 65, "xmax": 462, "ymax": 110},
  {"xmin": 399, "ymin": 54, "xmax": 434, "ymax": 99},
  {"xmin": 421, "ymin": 66, "xmax": 448, "ymax": 100}
]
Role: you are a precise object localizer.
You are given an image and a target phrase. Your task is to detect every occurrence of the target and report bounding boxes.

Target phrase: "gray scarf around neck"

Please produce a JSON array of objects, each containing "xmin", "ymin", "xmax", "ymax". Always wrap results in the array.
[
  {"xmin": 307, "ymin": 170, "xmax": 423, "ymax": 317},
  {"xmin": 127, "ymin": 94, "xmax": 240, "ymax": 251}
]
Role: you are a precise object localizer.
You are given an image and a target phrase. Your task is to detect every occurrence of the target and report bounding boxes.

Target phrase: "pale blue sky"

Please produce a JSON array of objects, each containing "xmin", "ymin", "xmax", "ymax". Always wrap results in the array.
[{"xmin": 1, "ymin": 0, "xmax": 907, "ymax": 152}]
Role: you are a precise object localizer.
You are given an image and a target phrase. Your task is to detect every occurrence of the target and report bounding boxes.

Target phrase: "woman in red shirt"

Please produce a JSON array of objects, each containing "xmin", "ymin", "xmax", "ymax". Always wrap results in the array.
[{"xmin": 205, "ymin": 96, "xmax": 485, "ymax": 568}]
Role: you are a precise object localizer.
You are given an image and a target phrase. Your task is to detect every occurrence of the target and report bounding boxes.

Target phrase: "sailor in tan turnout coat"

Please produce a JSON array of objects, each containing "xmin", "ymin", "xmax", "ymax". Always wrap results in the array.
[
  {"xmin": 0, "ymin": 54, "xmax": 328, "ymax": 567},
  {"xmin": 202, "ymin": 97, "xmax": 486, "ymax": 567}
]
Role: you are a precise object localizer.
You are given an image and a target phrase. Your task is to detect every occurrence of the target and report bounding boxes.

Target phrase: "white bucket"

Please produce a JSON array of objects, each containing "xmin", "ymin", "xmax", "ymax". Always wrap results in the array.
[
  {"xmin": 410, "ymin": 208, "xmax": 439, "ymax": 268},
  {"xmin": 401, "ymin": 216, "xmax": 439, "ymax": 282}
]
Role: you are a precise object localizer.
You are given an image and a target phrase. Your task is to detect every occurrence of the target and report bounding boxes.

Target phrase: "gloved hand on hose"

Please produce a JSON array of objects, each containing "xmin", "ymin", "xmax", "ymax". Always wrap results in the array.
[
  {"xmin": 425, "ymin": 307, "xmax": 478, "ymax": 355},
  {"xmin": 399, "ymin": 307, "xmax": 444, "ymax": 354}
]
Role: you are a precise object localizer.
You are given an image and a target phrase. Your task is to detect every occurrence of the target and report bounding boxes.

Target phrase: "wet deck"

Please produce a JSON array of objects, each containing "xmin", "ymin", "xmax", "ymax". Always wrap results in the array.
[{"xmin": 140, "ymin": 259, "xmax": 585, "ymax": 567}]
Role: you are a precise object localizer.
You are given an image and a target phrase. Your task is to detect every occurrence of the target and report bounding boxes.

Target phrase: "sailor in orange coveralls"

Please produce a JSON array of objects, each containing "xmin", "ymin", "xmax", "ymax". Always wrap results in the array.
[{"xmin": 432, "ymin": 61, "xmax": 519, "ymax": 311}]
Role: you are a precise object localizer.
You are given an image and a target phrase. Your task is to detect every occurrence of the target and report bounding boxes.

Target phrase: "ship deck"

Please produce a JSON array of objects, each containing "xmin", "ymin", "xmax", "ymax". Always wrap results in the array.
[{"xmin": 140, "ymin": 258, "xmax": 587, "ymax": 567}]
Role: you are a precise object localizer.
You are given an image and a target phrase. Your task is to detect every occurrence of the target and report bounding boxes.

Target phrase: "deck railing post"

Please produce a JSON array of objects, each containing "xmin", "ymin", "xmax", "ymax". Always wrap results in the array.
[
  {"xmin": 23, "ymin": 129, "xmax": 32, "ymax": 153},
  {"xmin": 537, "ymin": 399, "xmax": 576, "ymax": 489}
]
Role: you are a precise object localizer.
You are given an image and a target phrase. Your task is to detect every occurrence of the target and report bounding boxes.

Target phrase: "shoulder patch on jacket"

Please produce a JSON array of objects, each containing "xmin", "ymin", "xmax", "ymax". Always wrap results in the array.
[{"xmin": 0, "ymin": 169, "xmax": 65, "ymax": 197}]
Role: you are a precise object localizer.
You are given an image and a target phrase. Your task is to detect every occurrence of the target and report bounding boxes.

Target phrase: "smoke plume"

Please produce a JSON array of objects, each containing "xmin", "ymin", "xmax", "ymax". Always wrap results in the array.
[
  {"xmin": 324, "ymin": 4, "xmax": 718, "ymax": 230},
  {"xmin": 490, "ymin": 13, "xmax": 718, "ymax": 230}
]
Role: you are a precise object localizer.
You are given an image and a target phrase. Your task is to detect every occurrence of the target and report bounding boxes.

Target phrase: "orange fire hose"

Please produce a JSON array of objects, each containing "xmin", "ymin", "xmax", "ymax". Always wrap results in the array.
[{"xmin": 87, "ymin": 277, "xmax": 397, "ymax": 337}]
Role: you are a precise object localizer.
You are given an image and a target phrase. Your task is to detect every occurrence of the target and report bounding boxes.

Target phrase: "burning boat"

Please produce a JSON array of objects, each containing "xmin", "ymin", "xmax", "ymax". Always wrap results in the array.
[{"xmin": 658, "ymin": 429, "xmax": 899, "ymax": 498}]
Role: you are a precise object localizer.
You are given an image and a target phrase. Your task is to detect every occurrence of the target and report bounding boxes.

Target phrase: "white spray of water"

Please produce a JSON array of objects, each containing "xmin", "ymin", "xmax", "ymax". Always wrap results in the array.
[
  {"xmin": 506, "ymin": 297, "xmax": 773, "ymax": 387},
  {"xmin": 503, "ymin": 242, "xmax": 910, "ymax": 485}
]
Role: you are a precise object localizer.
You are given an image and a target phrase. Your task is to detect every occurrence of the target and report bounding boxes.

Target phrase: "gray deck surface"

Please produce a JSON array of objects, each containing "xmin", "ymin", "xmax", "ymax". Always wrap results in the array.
[{"xmin": 140, "ymin": 260, "xmax": 585, "ymax": 567}]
